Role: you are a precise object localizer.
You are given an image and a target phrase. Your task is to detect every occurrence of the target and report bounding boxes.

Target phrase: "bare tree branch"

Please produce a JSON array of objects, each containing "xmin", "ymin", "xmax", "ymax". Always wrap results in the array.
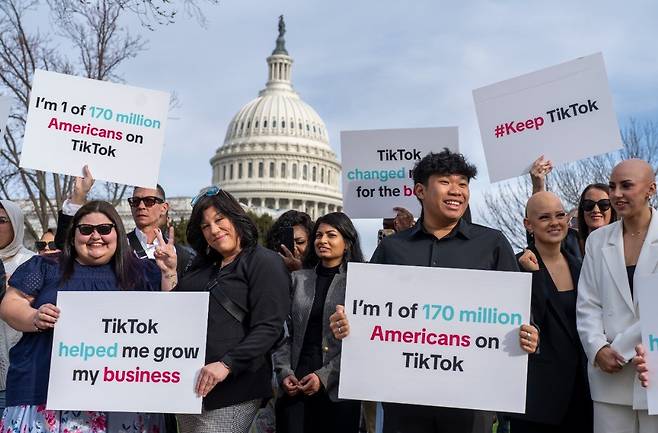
[{"xmin": 480, "ymin": 119, "xmax": 658, "ymax": 249}]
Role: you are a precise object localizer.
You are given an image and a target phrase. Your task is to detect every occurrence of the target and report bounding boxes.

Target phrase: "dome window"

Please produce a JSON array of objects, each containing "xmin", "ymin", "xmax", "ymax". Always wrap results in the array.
[
  {"xmin": 240, "ymin": 122, "xmax": 244, "ymax": 130},
  {"xmin": 306, "ymin": 124, "xmax": 310, "ymax": 131},
  {"xmin": 282, "ymin": 120, "xmax": 286, "ymax": 128},
  {"xmin": 222, "ymin": 166, "xmax": 227, "ymax": 181},
  {"xmin": 292, "ymin": 163, "xmax": 298, "ymax": 179},
  {"xmin": 281, "ymin": 162, "xmax": 287, "ymax": 178},
  {"xmin": 312, "ymin": 166, "xmax": 317, "ymax": 182},
  {"xmin": 247, "ymin": 121, "xmax": 251, "ymax": 128},
  {"xmin": 321, "ymin": 168, "xmax": 325, "ymax": 183},
  {"xmin": 255, "ymin": 120, "xmax": 259, "ymax": 128},
  {"xmin": 269, "ymin": 162, "xmax": 275, "ymax": 177},
  {"xmin": 303, "ymin": 165, "xmax": 308, "ymax": 180},
  {"xmin": 238, "ymin": 163, "xmax": 243, "ymax": 178},
  {"xmin": 258, "ymin": 162, "xmax": 264, "ymax": 178},
  {"xmin": 299, "ymin": 122, "xmax": 302, "ymax": 129},
  {"xmin": 273, "ymin": 120, "xmax": 277, "ymax": 128},
  {"xmin": 313, "ymin": 126, "xmax": 316, "ymax": 133},
  {"xmin": 248, "ymin": 162, "xmax": 253, "ymax": 178},
  {"xmin": 264, "ymin": 120, "xmax": 268, "ymax": 128},
  {"xmin": 230, "ymin": 164, "xmax": 234, "ymax": 180}
]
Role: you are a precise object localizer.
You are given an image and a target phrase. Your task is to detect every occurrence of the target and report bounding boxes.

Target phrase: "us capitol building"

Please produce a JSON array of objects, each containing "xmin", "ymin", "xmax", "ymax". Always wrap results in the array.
[
  {"xmin": 22, "ymin": 17, "xmax": 341, "ymax": 238},
  {"xmin": 209, "ymin": 17, "xmax": 342, "ymax": 219}
]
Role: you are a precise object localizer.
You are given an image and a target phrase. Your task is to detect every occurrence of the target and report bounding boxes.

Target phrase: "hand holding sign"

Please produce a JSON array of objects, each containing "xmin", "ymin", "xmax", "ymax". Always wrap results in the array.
[
  {"xmin": 634, "ymin": 344, "xmax": 649, "ymax": 387},
  {"xmin": 33, "ymin": 303, "xmax": 61, "ymax": 332},
  {"xmin": 330, "ymin": 304, "xmax": 348, "ymax": 340},
  {"xmin": 72, "ymin": 165, "xmax": 95, "ymax": 205}
]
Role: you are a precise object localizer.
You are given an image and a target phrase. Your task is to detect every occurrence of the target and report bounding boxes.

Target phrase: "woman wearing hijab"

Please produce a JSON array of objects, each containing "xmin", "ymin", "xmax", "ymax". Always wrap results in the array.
[{"xmin": 0, "ymin": 200, "xmax": 35, "ymax": 412}]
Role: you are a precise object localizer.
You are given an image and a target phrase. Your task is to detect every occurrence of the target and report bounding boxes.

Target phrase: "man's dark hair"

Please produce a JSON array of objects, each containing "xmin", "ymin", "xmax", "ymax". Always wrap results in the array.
[
  {"xmin": 412, "ymin": 148, "xmax": 478, "ymax": 186},
  {"xmin": 265, "ymin": 210, "xmax": 314, "ymax": 252},
  {"xmin": 186, "ymin": 190, "xmax": 258, "ymax": 264},
  {"xmin": 133, "ymin": 184, "xmax": 166, "ymax": 201}
]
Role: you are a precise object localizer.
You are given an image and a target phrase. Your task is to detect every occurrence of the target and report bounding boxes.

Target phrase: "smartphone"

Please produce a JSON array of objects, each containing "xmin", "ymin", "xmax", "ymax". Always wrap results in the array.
[
  {"xmin": 279, "ymin": 226, "xmax": 295, "ymax": 254},
  {"xmin": 378, "ymin": 228, "xmax": 395, "ymax": 244}
]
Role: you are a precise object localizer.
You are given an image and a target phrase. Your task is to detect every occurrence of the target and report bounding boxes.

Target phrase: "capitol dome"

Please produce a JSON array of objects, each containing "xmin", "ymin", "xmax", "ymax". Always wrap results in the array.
[{"xmin": 210, "ymin": 17, "xmax": 342, "ymax": 219}]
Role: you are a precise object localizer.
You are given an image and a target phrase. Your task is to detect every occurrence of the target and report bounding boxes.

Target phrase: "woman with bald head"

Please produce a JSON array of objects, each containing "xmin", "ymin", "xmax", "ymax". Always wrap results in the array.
[
  {"xmin": 577, "ymin": 159, "xmax": 658, "ymax": 432},
  {"xmin": 510, "ymin": 191, "xmax": 592, "ymax": 433}
]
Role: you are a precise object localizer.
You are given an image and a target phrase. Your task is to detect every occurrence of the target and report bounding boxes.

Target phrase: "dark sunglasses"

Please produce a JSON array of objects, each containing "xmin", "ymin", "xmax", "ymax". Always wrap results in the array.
[
  {"xmin": 581, "ymin": 199, "xmax": 611, "ymax": 212},
  {"xmin": 190, "ymin": 186, "xmax": 222, "ymax": 207},
  {"xmin": 76, "ymin": 223, "xmax": 115, "ymax": 236},
  {"xmin": 35, "ymin": 241, "xmax": 57, "ymax": 251},
  {"xmin": 128, "ymin": 196, "xmax": 164, "ymax": 208}
]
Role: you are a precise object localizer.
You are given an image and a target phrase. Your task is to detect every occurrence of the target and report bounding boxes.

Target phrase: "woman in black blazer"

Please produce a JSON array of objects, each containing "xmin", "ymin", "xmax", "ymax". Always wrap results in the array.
[
  {"xmin": 174, "ymin": 187, "xmax": 290, "ymax": 433},
  {"xmin": 510, "ymin": 191, "xmax": 592, "ymax": 433}
]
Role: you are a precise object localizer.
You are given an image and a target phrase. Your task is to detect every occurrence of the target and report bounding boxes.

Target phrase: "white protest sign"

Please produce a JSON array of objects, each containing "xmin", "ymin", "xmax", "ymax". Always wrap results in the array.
[
  {"xmin": 637, "ymin": 274, "xmax": 658, "ymax": 415},
  {"xmin": 20, "ymin": 69, "xmax": 170, "ymax": 188},
  {"xmin": 341, "ymin": 127, "xmax": 459, "ymax": 218},
  {"xmin": 47, "ymin": 292, "xmax": 208, "ymax": 414},
  {"xmin": 473, "ymin": 52, "xmax": 622, "ymax": 183},
  {"xmin": 339, "ymin": 263, "xmax": 531, "ymax": 413},
  {"xmin": 0, "ymin": 95, "xmax": 11, "ymax": 139}
]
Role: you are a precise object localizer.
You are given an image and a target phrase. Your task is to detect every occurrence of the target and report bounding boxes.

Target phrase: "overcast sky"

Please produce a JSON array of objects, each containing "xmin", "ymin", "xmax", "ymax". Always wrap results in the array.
[{"xmin": 24, "ymin": 0, "xmax": 658, "ymax": 255}]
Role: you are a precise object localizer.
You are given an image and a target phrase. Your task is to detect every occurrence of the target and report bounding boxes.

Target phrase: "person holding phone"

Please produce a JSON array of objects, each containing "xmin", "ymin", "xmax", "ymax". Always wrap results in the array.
[{"xmin": 266, "ymin": 210, "xmax": 314, "ymax": 272}]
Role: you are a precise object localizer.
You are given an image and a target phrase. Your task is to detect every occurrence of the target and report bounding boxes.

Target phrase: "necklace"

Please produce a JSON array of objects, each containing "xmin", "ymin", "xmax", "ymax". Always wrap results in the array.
[{"xmin": 625, "ymin": 228, "xmax": 647, "ymax": 237}]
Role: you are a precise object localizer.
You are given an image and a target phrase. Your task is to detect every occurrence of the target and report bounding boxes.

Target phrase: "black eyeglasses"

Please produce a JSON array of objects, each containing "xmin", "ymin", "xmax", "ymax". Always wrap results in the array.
[
  {"xmin": 581, "ymin": 199, "xmax": 611, "ymax": 212},
  {"xmin": 35, "ymin": 241, "xmax": 57, "ymax": 251},
  {"xmin": 76, "ymin": 223, "xmax": 115, "ymax": 236},
  {"xmin": 128, "ymin": 196, "xmax": 164, "ymax": 208},
  {"xmin": 190, "ymin": 186, "xmax": 222, "ymax": 207}
]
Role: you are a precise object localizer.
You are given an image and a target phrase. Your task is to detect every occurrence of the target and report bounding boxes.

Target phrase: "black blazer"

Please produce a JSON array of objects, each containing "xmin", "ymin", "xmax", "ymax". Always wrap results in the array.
[
  {"xmin": 176, "ymin": 245, "xmax": 290, "ymax": 409},
  {"xmin": 55, "ymin": 211, "xmax": 194, "ymax": 274},
  {"xmin": 513, "ymin": 246, "xmax": 592, "ymax": 425}
]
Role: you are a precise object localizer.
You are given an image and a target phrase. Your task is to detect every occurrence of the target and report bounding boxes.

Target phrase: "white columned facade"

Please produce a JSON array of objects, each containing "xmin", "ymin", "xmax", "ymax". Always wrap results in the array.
[{"xmin": 209, "ymin": 18, "xmax": 342, "ymax": 218}]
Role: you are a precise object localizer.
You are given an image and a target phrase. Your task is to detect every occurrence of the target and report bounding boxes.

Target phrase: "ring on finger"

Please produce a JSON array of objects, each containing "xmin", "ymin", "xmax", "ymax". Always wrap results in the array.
[{"xmin": 338, "ymin": 326, "xmax": 342, "ymax": 333}]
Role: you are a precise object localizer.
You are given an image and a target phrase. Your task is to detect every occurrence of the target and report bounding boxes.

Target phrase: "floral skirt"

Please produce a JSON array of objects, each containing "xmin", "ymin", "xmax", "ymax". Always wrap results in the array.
[{"xmin": 0, "ymin": 405, "xmax": 166, "ymax": 433}]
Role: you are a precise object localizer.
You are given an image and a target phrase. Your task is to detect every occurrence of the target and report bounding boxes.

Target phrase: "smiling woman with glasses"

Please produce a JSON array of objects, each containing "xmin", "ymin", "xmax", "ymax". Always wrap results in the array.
[
  {"xmin": 576, "ymin": 183, "xmax": 617, "ymax": 255},
  {"xmin": 0, "ymin": 200, "xmax": 178, "ymax": 433}
]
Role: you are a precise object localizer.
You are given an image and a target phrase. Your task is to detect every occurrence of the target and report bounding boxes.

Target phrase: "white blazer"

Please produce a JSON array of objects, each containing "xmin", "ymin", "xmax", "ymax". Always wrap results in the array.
[{"xmin": 577, "ymin": 207, "xmax": 658, "ymax": 408}]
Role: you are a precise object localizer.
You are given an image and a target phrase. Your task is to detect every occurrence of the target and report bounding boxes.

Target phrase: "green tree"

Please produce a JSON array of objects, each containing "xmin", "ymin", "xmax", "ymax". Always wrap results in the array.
[{"xmin": 247, "ymin": 211, "xmax": 273, "ymax": 246}]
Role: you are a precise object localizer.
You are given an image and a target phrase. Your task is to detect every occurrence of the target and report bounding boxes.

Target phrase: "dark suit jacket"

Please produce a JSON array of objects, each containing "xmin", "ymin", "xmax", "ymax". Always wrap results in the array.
[
  {"xmin": 514, "ymin": 246, "xmax": 592, "ymax": 425},
  {"xmin": 55, "ymin": 211, "xmax": 194, "ymax": 274}
]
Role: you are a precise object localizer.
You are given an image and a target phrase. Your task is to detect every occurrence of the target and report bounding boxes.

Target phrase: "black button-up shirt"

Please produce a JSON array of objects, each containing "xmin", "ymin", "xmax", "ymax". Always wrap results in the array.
[{"xmin": 371, "ymin": 217, "xmax": 519, "ymax": 272}]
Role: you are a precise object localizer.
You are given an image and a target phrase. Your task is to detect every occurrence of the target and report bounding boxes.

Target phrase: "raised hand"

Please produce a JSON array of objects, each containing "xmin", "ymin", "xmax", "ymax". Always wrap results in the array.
[
  {"xmin": 154, "ymin": 226, "xmax": 178, "ymax": 274},
  {"xmin": 71, "ymin": 165, "xmax": 95, "ymax": 204},
  {"xmin": 530, "ymin": 155, "xmax": 553, "ymax": 194},
  {"xmin": 279, "ymin": 244, "xmax": 302, "ymax": 272}
]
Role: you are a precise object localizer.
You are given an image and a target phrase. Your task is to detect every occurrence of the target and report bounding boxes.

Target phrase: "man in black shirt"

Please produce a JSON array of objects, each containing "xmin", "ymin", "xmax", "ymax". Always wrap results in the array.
[{"xmin": 331, "ymin": 149, "xmax": 538, "ymax": 433}]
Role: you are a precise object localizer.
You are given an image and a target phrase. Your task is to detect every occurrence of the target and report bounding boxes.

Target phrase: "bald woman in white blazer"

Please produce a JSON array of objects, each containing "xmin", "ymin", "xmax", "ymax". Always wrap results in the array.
[{"xmin": 577, "ymin": 159, "xmax": 658, "ymax": 433}]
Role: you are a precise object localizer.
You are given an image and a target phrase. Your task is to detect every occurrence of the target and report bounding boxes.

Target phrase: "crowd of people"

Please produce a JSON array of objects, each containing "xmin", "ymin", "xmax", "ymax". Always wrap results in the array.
[{"xmin": 0, "ymin": 149, "xmax": 655, "ymax": 433}]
